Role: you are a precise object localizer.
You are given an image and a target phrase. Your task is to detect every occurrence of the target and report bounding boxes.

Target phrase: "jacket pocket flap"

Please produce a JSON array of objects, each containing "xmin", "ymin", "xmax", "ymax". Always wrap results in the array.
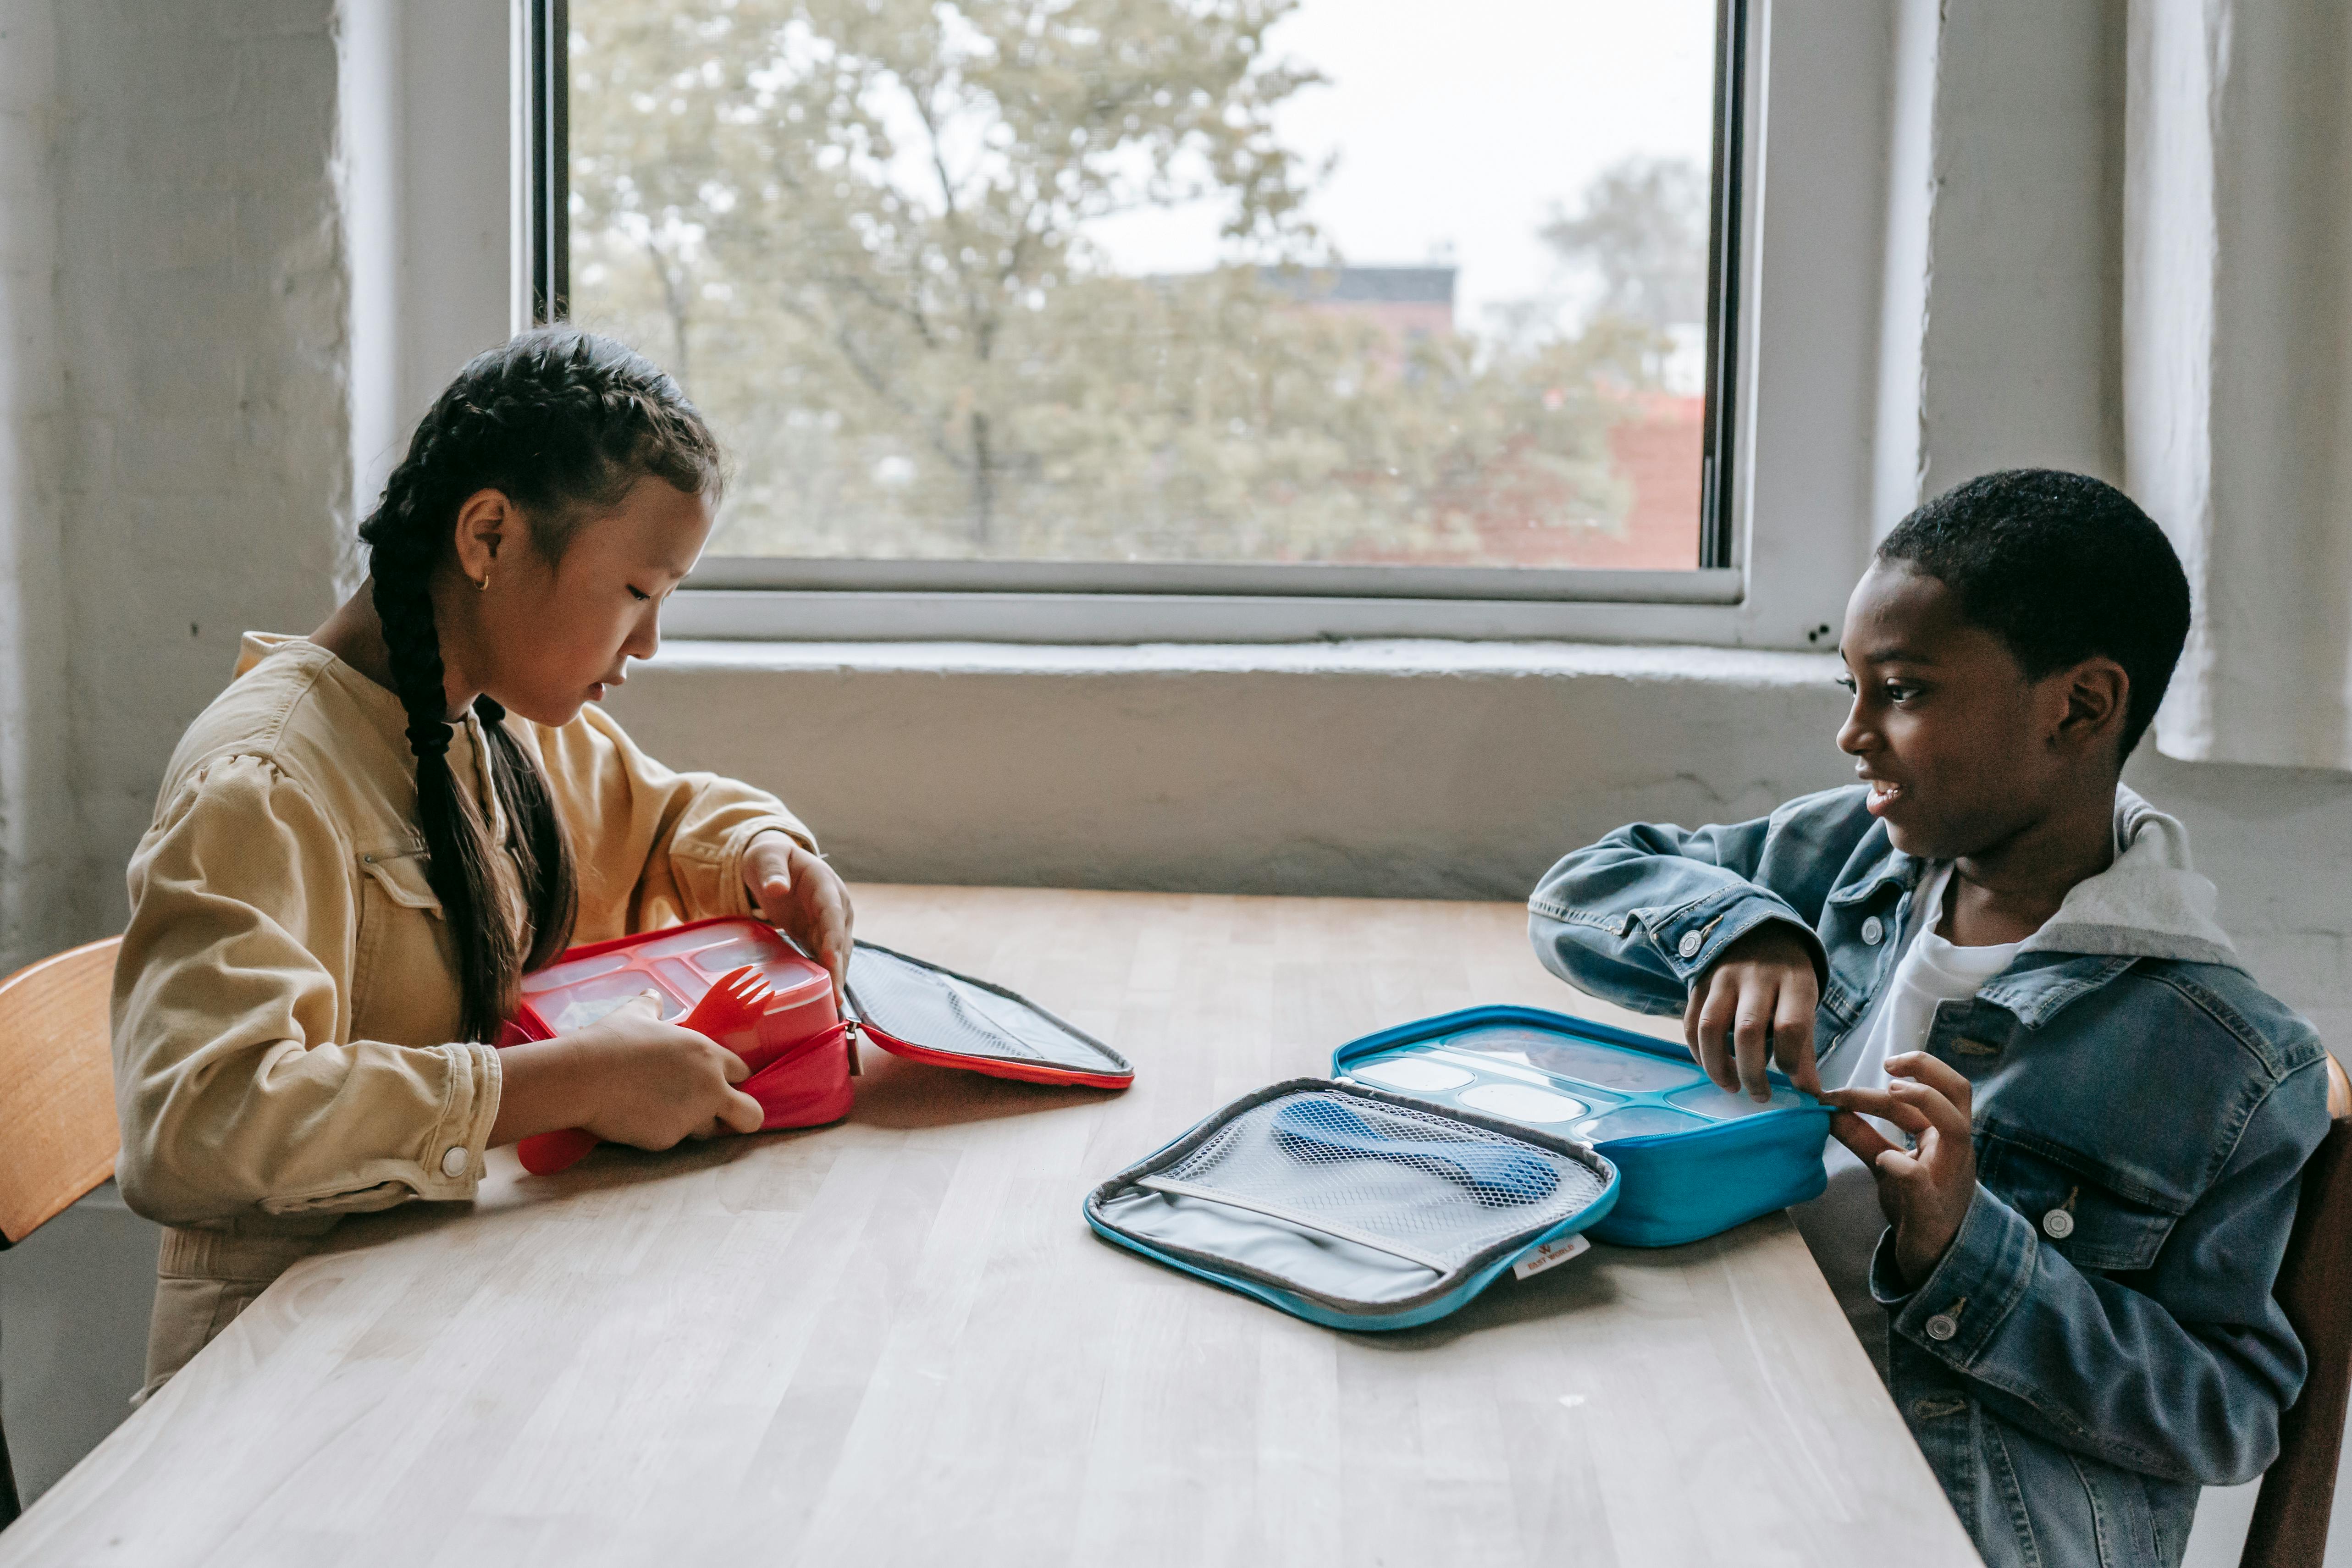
[
  {"xmin": 359, "ymin": 847, "xmax": 442, "ymax": 914},
  {"xmin": 1979, "ymin": 1131, "xmax": 2178, "ymax": 1272}
]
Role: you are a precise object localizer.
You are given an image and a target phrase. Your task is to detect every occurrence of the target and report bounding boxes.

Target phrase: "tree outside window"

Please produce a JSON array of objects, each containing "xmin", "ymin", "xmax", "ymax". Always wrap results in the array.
[{"xmin": 569, "ymin": 0, "xmax": 1716, "ymax": 569}]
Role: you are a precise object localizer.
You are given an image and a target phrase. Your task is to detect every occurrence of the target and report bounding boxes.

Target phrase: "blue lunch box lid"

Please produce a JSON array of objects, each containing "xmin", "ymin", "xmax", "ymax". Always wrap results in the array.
[{"xmin": 1329, "ymin": 1005, "xmax": 1835, "ymax": 1247}]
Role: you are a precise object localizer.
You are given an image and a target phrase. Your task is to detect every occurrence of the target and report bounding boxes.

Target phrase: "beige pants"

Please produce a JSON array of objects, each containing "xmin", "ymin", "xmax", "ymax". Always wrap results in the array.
[{"xmin": 138, "ymin": 1224, "xmax": 333, "ymax": 1402}]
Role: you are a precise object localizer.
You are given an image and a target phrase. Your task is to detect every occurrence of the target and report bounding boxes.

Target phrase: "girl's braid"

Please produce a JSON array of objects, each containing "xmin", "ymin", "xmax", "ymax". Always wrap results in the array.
[{"xmin": 353, "ymin": 327, "xmax": 721, "ymax": 1039}]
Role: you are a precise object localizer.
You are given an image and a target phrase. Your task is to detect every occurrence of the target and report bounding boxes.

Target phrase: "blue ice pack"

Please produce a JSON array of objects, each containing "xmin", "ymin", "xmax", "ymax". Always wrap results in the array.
[{"xmin": 1331, "ymin": 1005, "xmax": 1833, "ymax": 1247}]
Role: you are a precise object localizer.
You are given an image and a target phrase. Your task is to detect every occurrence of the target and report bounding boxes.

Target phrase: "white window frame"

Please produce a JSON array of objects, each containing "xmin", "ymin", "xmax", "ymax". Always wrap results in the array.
[{"xmin": 371, "ymin": 0, "xmax": 1890, "ymax": 652}]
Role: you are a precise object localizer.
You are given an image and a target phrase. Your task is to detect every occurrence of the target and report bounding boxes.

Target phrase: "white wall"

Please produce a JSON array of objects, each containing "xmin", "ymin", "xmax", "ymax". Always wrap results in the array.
[
  {"xmin": 39, "ymin": 0, "xmax": 353, "ymax": 961},
  {"xmin": 1895, "ymin": 0, "xmax": 2128, "ymax": 509},
  {"xmin": 0, "ymin": 0, "xmax": 352, "ymax": 1509},
  {"xmin": 0, "ymin": 0, "xmax": 77, "ymax": 971}
]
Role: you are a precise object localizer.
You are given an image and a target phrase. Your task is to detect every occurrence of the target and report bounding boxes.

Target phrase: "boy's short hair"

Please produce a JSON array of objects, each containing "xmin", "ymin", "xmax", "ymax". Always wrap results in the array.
[{"xmin": 1878, "ymin": 469, "xmax": 2191, "ymax": 757}]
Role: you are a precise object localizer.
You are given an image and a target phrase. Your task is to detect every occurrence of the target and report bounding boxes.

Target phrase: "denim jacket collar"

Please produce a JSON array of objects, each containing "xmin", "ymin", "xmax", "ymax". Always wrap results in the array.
[
  {"xmin": 1823, "ymin": 845, "xmax": 1921, "ymax": 910},
  {"xmin": 1840, "ymin": 788, "xmax": 2241, "ymax": 1031}
]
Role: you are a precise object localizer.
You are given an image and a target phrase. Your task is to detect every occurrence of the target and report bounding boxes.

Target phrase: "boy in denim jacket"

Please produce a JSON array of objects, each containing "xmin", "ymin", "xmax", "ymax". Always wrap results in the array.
[{"xmin": 1529, "ymin": 470, "xmax": 2332, "ymax": 1568}]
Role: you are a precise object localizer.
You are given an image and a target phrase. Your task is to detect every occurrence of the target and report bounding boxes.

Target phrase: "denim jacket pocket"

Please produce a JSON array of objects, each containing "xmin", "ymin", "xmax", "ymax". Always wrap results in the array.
[{"xmin": 1976, "ymin": 1131, "xmax": 2180, "ymax": 1274}]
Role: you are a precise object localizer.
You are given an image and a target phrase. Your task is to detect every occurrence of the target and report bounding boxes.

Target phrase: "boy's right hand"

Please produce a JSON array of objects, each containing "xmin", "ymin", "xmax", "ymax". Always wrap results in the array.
[
  {"xmin": 1685, "ymin": 924, "xmax": 1822, "ymax": 1100},
  {"xmin": 570, "ymin": 993, "xmax": 765, "ymax": 1148}
]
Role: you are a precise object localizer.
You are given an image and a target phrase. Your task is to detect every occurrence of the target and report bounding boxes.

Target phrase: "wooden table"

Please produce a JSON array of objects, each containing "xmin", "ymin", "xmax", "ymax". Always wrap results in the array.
[{"xmin": 1, "ymin": 887, "xmax": 1981, "ymax": 1567}]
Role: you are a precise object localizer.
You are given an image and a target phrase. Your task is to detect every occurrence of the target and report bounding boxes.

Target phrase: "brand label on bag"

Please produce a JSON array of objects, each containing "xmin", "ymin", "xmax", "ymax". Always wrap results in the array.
[{"xmin": 1511, "ymin": 1233, "xmax": 1592, "ymax": 1281}]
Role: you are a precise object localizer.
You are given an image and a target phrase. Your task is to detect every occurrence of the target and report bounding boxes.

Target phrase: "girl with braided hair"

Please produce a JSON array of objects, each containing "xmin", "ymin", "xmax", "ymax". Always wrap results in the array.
[{"xmin": 111, "ymin": 329, "xmax": 852, "ymax": 1394}]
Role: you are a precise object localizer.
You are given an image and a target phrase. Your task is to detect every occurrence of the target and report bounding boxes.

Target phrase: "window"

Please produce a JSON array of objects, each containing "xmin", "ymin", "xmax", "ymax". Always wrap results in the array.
[{"xmin": 536, "ymin": 0, "xmax": 1755, "ymax": 633}]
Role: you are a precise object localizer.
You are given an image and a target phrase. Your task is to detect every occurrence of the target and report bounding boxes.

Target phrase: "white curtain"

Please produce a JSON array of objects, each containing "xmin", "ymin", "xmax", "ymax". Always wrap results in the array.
[{"xmin": 2125, "ymin": 0, "xmax": 2352, "ymax": 771}]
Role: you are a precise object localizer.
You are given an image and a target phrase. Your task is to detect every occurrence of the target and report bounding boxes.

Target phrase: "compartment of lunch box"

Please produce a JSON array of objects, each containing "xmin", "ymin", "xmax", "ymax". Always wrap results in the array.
[
  {"xmin": 622, "ymin": 925, "xmax": 762, "ymax": 963},
  {"xmin": 1576, "ymin": 1104, "xmax": 1711, "ymax": 1140},
  {"xmin": 1086, "ymin": 1079, "xmax": 1615, "ymax": 1327},
  {"xmin": 533, "ymin": 968, "xmax": 690, "ymax": 1029},
  {"xmin": 1346, "ymin": 1055, "xmax": 1481, "ymax": 1095},
  {"xmin": 1437, "ymin": 1024, "xmax": 1706, "ymax": 1093},
  {"xmin": 673, "ymin": 934, "xmax": 790, "ymax": 975},
  {"xmin": 520, "ymin": 950, "xmax": 631, "ymax": 992},
  {"xmin": 1666, "ymin": 1082, "xmax": 1809, "ymax": 1119},
  {"xmin": 1452, "ymin": 1081, "xmax": 1593, "ymax": 1124}
]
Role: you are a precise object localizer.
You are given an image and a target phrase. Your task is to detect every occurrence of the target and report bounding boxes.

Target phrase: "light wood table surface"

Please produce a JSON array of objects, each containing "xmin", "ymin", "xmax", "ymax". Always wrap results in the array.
[{"xmin": 3, "ymin": 887, "xmax": 1981, "ymax": 1567}]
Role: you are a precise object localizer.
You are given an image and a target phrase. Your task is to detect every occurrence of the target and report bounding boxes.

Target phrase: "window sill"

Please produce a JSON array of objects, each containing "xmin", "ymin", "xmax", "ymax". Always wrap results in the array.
[
  {"xmin": 646, "ymin": 636, "xmax": 1841, "ymax": 685},
  {"xmin": 662, "ymin": 585, "xmax": 1772, "ymax": 646}
]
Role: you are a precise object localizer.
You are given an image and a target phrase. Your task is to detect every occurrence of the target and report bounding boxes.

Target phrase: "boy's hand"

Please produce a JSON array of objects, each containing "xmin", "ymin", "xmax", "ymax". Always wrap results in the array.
[
  {"xmin": 1824, "ymin": 1052, "xmax": 1978, "ymax": 1288},
  {"xmin": 745, "ymin": 833, "xmax": 855, "ymax": 1010},
  {"xmin": 1685, "ymin": 924, "xmax": 1822, "ymax": 1100}
]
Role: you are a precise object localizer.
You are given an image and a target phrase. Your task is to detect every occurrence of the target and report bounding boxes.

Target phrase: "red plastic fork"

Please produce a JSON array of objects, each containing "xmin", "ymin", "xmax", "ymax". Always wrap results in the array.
[{"xmin": 516, "ymin": 966, "xmax": 776, "ymax": 1176}]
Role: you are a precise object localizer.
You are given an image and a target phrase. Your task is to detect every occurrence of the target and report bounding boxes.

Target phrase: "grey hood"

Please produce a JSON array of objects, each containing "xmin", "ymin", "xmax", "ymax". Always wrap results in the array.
[{"xmin": 2013, "ymin": 786, "xmax": 2239, "ymax": 970}]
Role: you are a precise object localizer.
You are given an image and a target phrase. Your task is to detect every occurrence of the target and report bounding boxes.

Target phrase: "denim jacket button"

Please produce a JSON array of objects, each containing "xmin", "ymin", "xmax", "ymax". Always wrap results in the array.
[
  {"xmin": 1861, "ymin": 916, "xmax": 1885, "ymax": 945},
  {"xmin": 1925, "ymin": 1312, "xmax": 1959, "ymax": 1342},
  {"xmin": 1678, "ymin": 932, "xmax": 1702, "ymax": 959},
  {"xmin": 2043, "ymin": 1208, "xmax": 2075, "ymax": 1240}
]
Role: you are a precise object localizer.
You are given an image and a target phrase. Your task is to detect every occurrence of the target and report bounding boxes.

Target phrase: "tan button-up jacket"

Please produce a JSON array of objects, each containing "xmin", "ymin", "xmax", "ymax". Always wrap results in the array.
[{"xmin": 114, "ymin": 633, "xmax": 813, "ymax": 1386}]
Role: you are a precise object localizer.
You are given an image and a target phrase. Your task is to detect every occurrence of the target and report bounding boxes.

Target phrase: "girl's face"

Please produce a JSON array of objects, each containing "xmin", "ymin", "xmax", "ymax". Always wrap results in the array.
[{"xmin": 448, "ymin": 474, "xmax": 716, "ymax": 728}]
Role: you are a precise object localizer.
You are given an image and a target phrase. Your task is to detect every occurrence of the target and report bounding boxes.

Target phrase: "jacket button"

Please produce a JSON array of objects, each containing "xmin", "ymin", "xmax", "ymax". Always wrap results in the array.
[
  {"xmin": 440, "ymin": 1146, "xmax": 470, "ymax": 1178},
  {"xmin": 1924, "ymin": 1313, "xmax": 1959, "ymax": 1342},
  {"xmin": 1861, "ymin": 916, "xmax": 1885, "ymax": 945},
  {"xmin": 2043, "ymin": 1209, "xmax": 2075, "ymax": 1240},
  {"xmin": 1678, "ymin": 932, "xmax": 1703, "ymax": 959}
]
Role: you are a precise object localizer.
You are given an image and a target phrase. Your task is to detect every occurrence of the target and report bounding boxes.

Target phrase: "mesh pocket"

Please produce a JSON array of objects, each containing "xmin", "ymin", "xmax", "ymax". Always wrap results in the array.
[
  {"xmin": 846, "ymin": 943, "xmax": 1126, "ymax": 1074},
  {"xmin": 1138, "ymin": 1086, "xmax": 1608, "ymax": 1274}
]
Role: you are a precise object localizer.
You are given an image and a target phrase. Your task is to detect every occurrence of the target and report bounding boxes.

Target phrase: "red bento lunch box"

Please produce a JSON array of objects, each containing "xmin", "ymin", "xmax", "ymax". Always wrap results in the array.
[
  {"xmin": 497, "ymin": 916, "xmax": 1134, "ymax": 1167},
  {"xmin": 499, "ymin": 917, "xmax": 855, "ymax": 1131}
]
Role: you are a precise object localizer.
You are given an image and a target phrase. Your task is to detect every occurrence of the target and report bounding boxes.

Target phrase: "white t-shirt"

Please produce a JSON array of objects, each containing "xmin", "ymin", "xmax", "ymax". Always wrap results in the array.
[{"xmin": 1791, "ymin": 863, "xmax": 2025, "ymax": 1379}]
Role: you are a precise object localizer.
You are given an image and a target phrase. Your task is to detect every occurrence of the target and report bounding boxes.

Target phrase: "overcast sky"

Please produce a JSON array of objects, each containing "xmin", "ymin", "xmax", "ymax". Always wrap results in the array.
[{"xmin": 1085, "ymin": 0, "xmax": 1718, "ymax": 332}]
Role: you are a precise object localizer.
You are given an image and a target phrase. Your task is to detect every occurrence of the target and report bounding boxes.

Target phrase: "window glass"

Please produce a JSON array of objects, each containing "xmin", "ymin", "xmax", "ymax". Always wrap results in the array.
[{"xmin": 569, "ymin": 0, "xmax": 1720, "ymax": 570}]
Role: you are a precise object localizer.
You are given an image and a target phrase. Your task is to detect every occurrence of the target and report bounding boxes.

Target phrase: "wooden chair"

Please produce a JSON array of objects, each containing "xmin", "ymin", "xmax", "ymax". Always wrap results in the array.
[
  {"xmin": 0, "ymin": 937, "xmax": 121, "ymax": 1531},
  {"xmin": 2243, "ymin": 1051, "xmax": 2352, "ymax": 1568}
]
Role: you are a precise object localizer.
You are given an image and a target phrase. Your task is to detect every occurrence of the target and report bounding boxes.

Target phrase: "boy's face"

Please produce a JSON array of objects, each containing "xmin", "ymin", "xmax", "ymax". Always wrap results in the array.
[{"xmin": 1836, "ymin": 561, "xmax": 2096, "ymax": 860}]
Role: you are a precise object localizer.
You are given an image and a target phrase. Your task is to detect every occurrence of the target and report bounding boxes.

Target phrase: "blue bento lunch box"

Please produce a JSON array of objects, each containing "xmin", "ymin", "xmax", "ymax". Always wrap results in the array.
[{"xmin": 1331, "ymin": 1005, "xmax": 1833, "ymax": 1247}]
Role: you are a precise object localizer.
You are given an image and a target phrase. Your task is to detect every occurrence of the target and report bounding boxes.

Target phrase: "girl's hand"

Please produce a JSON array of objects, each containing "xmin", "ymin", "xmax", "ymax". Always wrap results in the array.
[
  {"xmin": 491, "ymin": 993, "xmax": 763, "ymax": 1150},
  {"xmin": 571, "ymin": 993, "xmax": 765, "ymax": 1148},
  {"xmin": 1823, "ymin": 1052, "xmax": 1978, "ymax": 1287},
  {"xmin": 745, "ymin": 833, "xmax": 855, "ymax": 1009}
]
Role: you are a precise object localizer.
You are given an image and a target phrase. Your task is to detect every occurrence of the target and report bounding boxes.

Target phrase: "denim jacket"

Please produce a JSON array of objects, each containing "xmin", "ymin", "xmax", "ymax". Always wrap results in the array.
[{"xmin": 1528, "ymin": 785, "xmax": 2331, "ymax": 1568}]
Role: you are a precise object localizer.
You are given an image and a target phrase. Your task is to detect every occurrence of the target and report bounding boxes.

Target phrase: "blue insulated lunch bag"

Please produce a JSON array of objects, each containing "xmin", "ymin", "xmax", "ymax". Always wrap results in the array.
[
  {"xmin": 1084, "ymin": 1077, "xmax": 1621, "ymax": 1331},
  {"xmin": 1331, "ymin": 1005, "xmax": 1833, "ymax": 1247}
]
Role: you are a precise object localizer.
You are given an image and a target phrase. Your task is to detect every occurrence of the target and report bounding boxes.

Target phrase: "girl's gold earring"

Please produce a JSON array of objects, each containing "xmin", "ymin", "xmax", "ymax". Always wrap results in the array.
[{"xmin": 475, "ymin": 574, "xmax": 490, "ymax": 592}]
